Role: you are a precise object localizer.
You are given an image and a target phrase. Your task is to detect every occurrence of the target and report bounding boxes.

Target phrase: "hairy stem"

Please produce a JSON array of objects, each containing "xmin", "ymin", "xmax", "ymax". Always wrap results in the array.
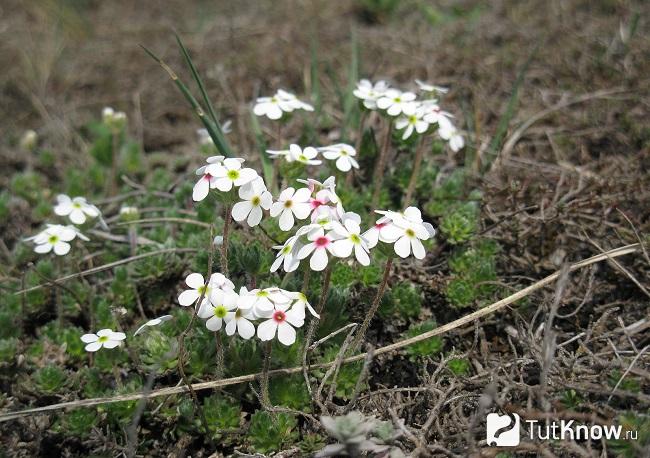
[
  {"xmin": 301, "ymin": 266, "xmax": 332, "ymax": 394},
  {"xmin": 404, "ymin": 137, "xmax": 426, "ymax": 206},
  {"xmin": 371, "ymin": 121, "xmax": 393, "ymax": 208},
  {"xmin": 215, "ymin": 332, "xmax": 225, "ymax": 379},
  {"xmin": 261, "ymin": 341, "xmax": 273, "ymax": 409},
  {"xmin": 351, "ymin": 258, "xmax": 393, "ymax": 353}
]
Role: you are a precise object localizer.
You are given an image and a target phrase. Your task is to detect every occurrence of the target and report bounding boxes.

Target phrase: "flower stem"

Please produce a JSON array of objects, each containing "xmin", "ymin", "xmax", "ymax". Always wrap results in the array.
[
  {"xmin": 351, "ymin": 258, "xmax": 393, "ymax": 353},
  {"xmin": 215, "ymin": 332, "xmax": 225, "ymax": 379},
  {"xmin": 371, "ymin": 120, "xmax": 393, "ymax": 208},
  {"xmin": 301, "ymin": 266, "xmax": 332, "ymax": 394},
  {"xmin": 260, "ymin": 341, "xmax": 273, "ymax": 409},
  {"xmin": 404, "ymin": 137, "xmax": 426, "ymax": 207},
  {"xmin": 220, "ymin": 204, "xmax": 231, "ymax": 276}
]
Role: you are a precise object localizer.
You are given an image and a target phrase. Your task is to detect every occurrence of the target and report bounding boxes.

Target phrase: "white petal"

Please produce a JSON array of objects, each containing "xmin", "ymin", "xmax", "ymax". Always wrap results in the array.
[
  {"xmin": 85, "ymin": 341, "xmax": 102, "ymax": 352},
  {"xmin": 276, "ymin": 322, "xmax": 297, "ymax": 346},
  {"xmin": 231, "ymin": 201, "xmax": 252, "ymax": 222},
  {"xmin": 394, "ymin": 236, "xmax": 411, "ymax": 258},
  {"xmin": 193, "ymin": 177, "xmax": 211, "ymax": 202},
  {"xmin": 411, "ymin": 238, "xmax": 426, "ymax": 259},
  {"xmin": 310, "ymin": 248, "xmax": 329, "ymax": 271},
  {"xmin": 81, "ymin": 334, "xmax": 98, "ymax": 343},
  {"xmin": 279, "ymin": 209, "xmax": 295, "ymax": 231},
  {"xmin": 53, "ymin": 241, "xmax": 71, "ymax": 256},
  {"xmin": 178, "ymin": 289, "xmax": 200, "ymax": 306},
  {"xmin": 186, "ymin": 273, "xmax": 205, "ymax": 289},
  {"xmin": 237, "ymin": 319, "xmax": 255, "ymax": 339},
  {"xmin": 69, "ymin": 209, "xmax": 86, "ymax": 225},
  {"xmin": 354, "ymin": 244, "xmax": 370, "ymax": 266},
  {"xmin": 110, "ymin": 332, "xmax": 126, "ymax": 341},
  {"xmin": 225, "ymin": 319, "xmax": 237, "ymax": 336},
  {"xmin": 291, "ymin": 203, "xmax": 312, "ymax": 220},
  {"xmin": 332, "ymin": 239, "xmax": 353, "ymax": 258},
  {"xmin": 335, "ymin": 156, "xmax": 352, "ymax": 172},
  {"xmin": 102, "ymin": 340, "xmax": 121, "ymax": 349},
  {"xmin": 247, "ymin": 206, "xmax": 263, "ymax": 227},
  {"xmin": 257, "ymin": 319, "xmax": 277, "ymax": 341},
  {"xmin": 206, "ymin": 316, "xmax": 223, "ymax": 331},
  {"xmin": 34, "ymin": 243, "xmax": 52, "ymax": 254}
]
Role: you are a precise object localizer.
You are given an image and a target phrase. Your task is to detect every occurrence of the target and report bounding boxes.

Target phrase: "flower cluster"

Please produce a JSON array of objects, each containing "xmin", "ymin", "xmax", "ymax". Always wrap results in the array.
[
  {"xmin": 178, "ymin": 272, "xmax": 318, "ymax": 346},
  {"xmin": 353, "ymin": 78, "xmax": 464, "ymax": 150},
  {"xmin": 269, "ymin": 176, "xmax": 433, "ymax": 272},
  {"xmin": 254, "ymin": 89, "xmax": 314, "ymax": 120},
  {"xmin": 267, "ymin": 143, "xmax": 359, "ymax": 173}
]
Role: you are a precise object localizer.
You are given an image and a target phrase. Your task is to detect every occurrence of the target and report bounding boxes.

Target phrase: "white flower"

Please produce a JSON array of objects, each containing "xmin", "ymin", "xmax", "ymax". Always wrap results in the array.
[
  {"xmin": 376, "ymin": 89, "xmax": 417, "ymax": 116},
  {"xmin": 120, "ymin": 206, "xmax": 138, "ymax": 217},
  {"xmin": 256, "ymin": 302, "xmax": 305, "ymax": 346},
  {"xmin": 238, "ymin": 287, "xmax": 291, "ymax": 316},
  {"xmin": 283, "ymin": 291, "xmax": 320, "ymax": 319},
  {"xmin": 421, "ymin": 104, "xmax": 454, "ymax": 126},
  {"xmin": 54, "ymin": 195, "xmax": 100, "ymax": 225},
  {"xmin": 395, "ymin": 110, "xmax": 430, "ymax": 140},
  {"xmin": 254, "ymin": 95, "xmax": 293, "ymax": 120},
  {"xmin": 377, "ymin": 207, "xmax": 433, "ymax": 260},
  {"xmin": 81, "ymin": 329, "xmax": 126, "ymax": 352},
  {"xmin": 353, "ymin": 79, "xmax": 390, "ymax": 110},
  {"xmin": 253, "ymin": 89, "xmax": 313, "ymax": 120},
  {"xmin": 224, "ymin": 303, "xmax": 256, "ymax": 339},
  {"xmin": 437, "ymin": 117, "xmax": 464, "ymax": 152},
  {"xmin": 270, "ymin": 187, "xmax": 312, "ymax": 231},
  {"xmin": 232, "ymin": 178, "xmax": 272, "ymax": 227},
  {"xmin": 205, "ymin": 157, "xmax": 258, "ymax": 193},
  {"xmin": 288, "ymin": 144, "xmax": 322, "ymax": 165},
  {"xmin": 330, "ymin": 213, "xmax": 371, "ymax": 266},
  {"xmin": 102, "ymin": 107, "xmax": 126, "ymax": 129},
  {"xmin": 192, "ymin": 156, "xmax": 227, "ymax": 202},
  {"xmin": 362, "ymin": 216, "xmax": 393, "ymax": 249},
  {"xmin": 177, "ymin": 272, "xmax": 234, "ymax": 308},
  {"xmin": 297, "ymin": 228, "xmax": 341, "ymax": 271},
  {"xmin": 28, "ymin": 224, "xmax": 88, "ymax": 256},
  {"xmin": 318, "ymin": 144, "xmax": 359, "ymax": 172},
  {"xmin": 270, "ymin": 235, "xmax": 301, "ymax": 273},
  {"xmin": 266, "ymin": 148, "xmax": 290, "ymax": 160},
  {"xmin": 276, "ymin": 89, "xmax": 314, "ymax": 111},
  {"xmin": 197, "ymin": 288, "xmax": 239, "ymax": 331},
  {"xmin": 298, "ymin": 176, "xmax": 341, "ymax": 204},
  {"xmin": 134, "ymin": 315, "xmax": 173, "ymax": 336},
  {"xmin": 415, "ymin": 79, "xmax": 448, "ymax": 94}
]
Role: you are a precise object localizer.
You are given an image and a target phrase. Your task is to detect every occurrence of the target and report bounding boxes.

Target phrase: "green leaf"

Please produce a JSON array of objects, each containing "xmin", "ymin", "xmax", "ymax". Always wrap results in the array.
[{"xmin": 141, "ymin": 44, "xmax": 232, "ymax": 157}]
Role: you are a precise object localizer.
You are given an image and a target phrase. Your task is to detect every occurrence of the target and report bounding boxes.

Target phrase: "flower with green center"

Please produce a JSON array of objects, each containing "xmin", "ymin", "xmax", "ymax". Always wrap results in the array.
[
  {"xmin": 270, "ymin": 186, "xmax": 312, "ymax": 231},
  {"xmin": 270, "ymin": 235, "xmax": 301, "ymax": 273},
  {"xmin": 224, "ymin": 294, "xmax": 256, "ymax": 339},
  {"xmin": 27, "ymin": 224, "xmax": 89, "ymax": 256},
  {"xmin": 330, "ymin": 212, "xmax": 371, "ymax": 266},
  {"xmin": 205, "ymin": 157, "xmax": 258, "ymax": 192},
  {"xmin": 376, "ymin": 89, "xmax": 417, "ymax": 116},
  {"xmin": 197, "ymin": 288, "xmax": 239, "ymax": 331},
  {"xmin": 318, "ymin": 144, "xmax": 359, "ymax": 172},
  {"xmin": 177, "ymin": 272, "xmax": 234, "ymax": 308},
  {"xmin": 395, "ymin": 108, "xmax": 429, "ymax": 140},
  {"xmin": 238, "ymin": 287, "xmax": 291, "ymax": 316},
  {"xmin": 80, "ymin": 328, "xmax": 126, "ymax": 352},
  {"xmin": 231, "ymin": 177, "xmax": 272, "ymax": 227},
  {"xmin": 287, "ymin": 144, "xmax": 321, "ymax": 165},
  {"xmin": 375, "ymin": 207, "xmax": 435, "ymax": 260},
  {"xmin": 253, "ymin": 89, "xmax": 313, "ymax": 120}
]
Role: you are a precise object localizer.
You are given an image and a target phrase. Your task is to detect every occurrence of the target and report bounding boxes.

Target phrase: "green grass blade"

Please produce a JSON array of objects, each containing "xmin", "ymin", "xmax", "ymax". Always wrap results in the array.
[{"xmin": 141, "ymin": 44, "xmax": 233, "ymax": 158}]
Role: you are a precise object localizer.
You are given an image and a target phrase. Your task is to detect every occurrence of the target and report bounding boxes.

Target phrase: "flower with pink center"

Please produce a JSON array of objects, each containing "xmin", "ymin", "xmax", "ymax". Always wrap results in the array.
[
  {"xmin": 256, "ymin": 302, "xmax": 305, "ymax": 346},
  {"xmin": 362, "ymin": 216, "xmax": 394, "ymax": 249},
  {"xmin": 296, "ymin": 229, "xmax": 341, "ymax": 271},
  {"xmin": 192, "ymin": 156, "xmax": 227, "ymax": 202}
]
